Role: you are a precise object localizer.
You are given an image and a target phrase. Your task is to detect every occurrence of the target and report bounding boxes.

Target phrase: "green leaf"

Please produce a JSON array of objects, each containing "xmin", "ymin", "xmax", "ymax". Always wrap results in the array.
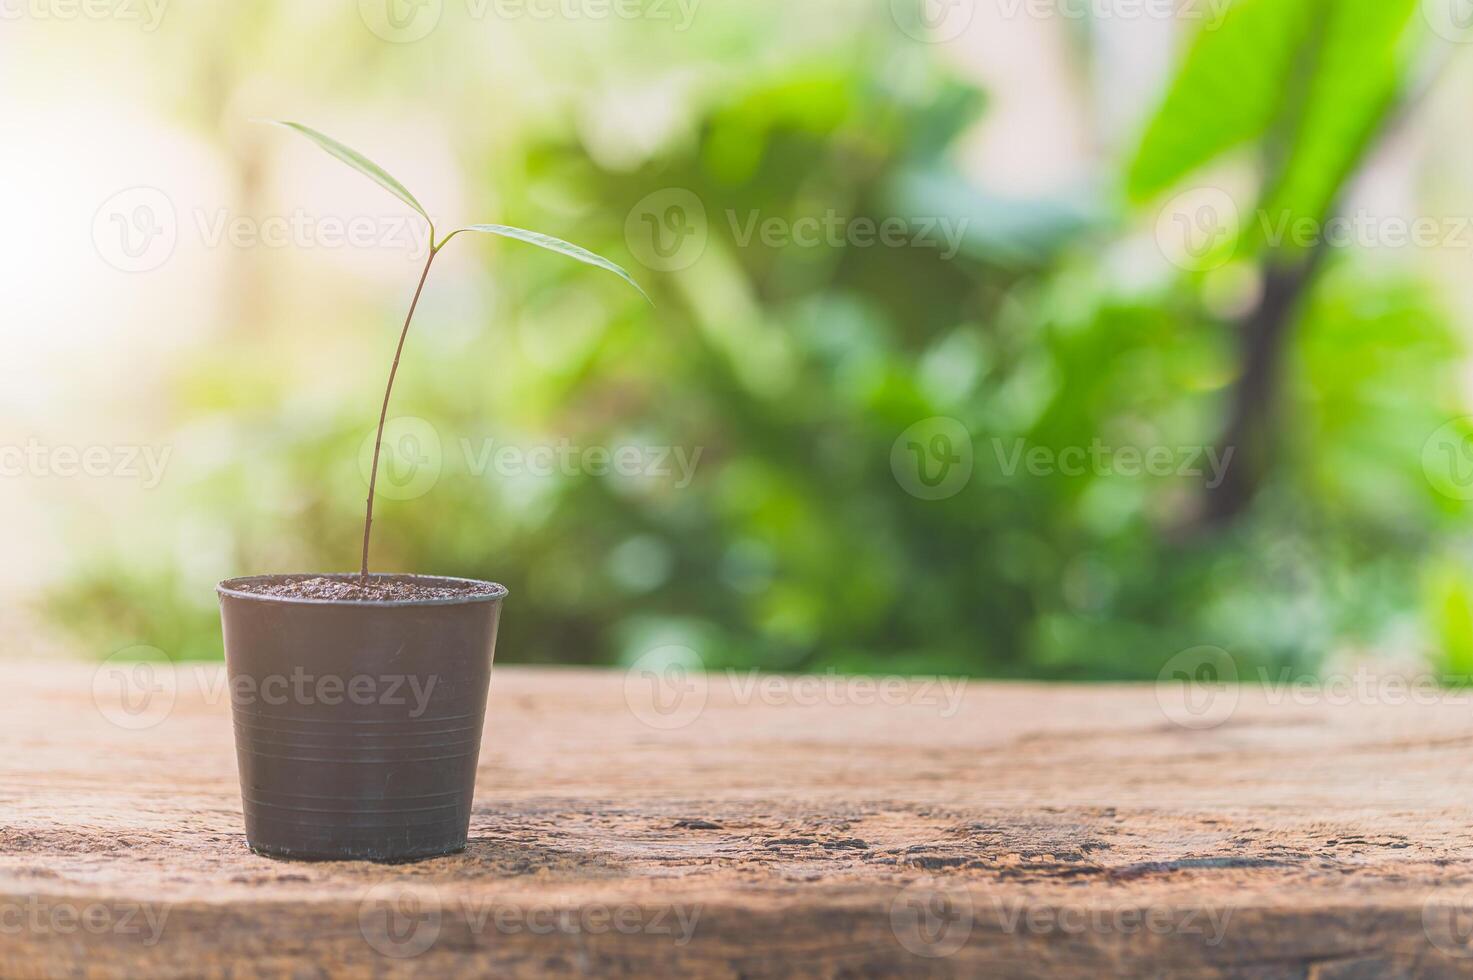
[
  {"xmin": 1126, "ymin": 0, "xmax": 1318, "ymax": 203},
  {"xmin": 444, "ymin": 224, "xmax": 650, "ymax": 303},
  {"xmin": 1258, "ymin": 0, "xmax": 1420, "ymax": 247},
  {"xmin": 261, "ymin": 120, "xmax": 432, "ymax": 230},
  {"xmin": 1426, "ymin": 558, "xmax": 1473, "ymax": 681}
]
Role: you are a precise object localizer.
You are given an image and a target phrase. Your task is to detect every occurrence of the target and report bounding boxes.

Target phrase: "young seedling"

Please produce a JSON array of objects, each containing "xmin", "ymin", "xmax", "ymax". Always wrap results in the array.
[{"xmin": 263, "ymin": 121, "xmax": 648, "ymax": 584}]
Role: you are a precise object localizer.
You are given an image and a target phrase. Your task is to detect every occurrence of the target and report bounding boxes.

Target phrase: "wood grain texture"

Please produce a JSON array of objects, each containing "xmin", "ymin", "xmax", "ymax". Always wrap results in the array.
[{"xmin": 4, "ymin": 662, "xmax": 1473, "ymax": 977}]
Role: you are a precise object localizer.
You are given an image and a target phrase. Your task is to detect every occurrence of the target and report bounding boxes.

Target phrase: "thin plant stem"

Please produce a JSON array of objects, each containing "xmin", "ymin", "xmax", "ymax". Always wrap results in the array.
[{"xmin": 361, "ymin": 244, "xmax": 439, "ymax": 582}]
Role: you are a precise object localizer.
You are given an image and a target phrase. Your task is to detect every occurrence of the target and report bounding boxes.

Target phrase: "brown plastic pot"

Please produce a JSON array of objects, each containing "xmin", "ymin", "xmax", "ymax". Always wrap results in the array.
[{"xmin": 217, "ymin": 573, "xmax": 507, "ymax": 862}]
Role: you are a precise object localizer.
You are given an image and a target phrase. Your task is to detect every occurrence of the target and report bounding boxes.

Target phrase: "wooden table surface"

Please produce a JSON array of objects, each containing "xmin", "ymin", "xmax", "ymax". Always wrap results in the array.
[{"xmin": 6, "ymin": 661, "xmax": 1473, "ymax": 977}]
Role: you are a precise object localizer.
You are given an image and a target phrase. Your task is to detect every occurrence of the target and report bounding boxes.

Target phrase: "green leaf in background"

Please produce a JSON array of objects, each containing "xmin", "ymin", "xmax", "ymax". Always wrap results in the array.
[
  {"xmin": 262, "ymin": 120, "xmax": 434, "ymax": 232},
  {"xmin": 443, "ymin": 224, "xmax": 651, "ymax": 303},
  {"xmin": 1257, "ymin": 0, "xmax": 1421, "ymax": 250},
  {"xmin": 1425, "ymin": 558, "xmax": 1473, "ymax": 683},
  {"xmin": 1126, "ymin": 0, "xmax": 1317, "ymax": 203}
]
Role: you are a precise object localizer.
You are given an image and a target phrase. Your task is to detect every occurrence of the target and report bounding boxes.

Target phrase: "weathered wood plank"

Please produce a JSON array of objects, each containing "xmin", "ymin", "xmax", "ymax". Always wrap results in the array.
[{"xmin": 3, "ymin": 663, "xmax": 1473, "ymax": 977}]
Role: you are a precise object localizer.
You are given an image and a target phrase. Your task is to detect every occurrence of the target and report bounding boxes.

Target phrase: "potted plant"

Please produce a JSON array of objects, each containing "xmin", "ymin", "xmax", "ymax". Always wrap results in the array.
[{"xmin": 216, "ymin": 122, "xmax": 646, "ymax": 861}]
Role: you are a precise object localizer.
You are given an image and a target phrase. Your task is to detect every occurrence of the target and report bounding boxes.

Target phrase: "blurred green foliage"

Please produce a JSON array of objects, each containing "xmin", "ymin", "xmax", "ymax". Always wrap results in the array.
[{"xmin": 42, "ymin": 2, "xmax": 1473, "ymax": 680}]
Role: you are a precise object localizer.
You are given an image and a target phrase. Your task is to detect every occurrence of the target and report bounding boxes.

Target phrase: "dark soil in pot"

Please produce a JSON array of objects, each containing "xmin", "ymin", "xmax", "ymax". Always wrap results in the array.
[
  {"xmin": 217, "ymin": 573, "xmax": 507, "ymax": 862},
  {"xmin": 231, "ymin": 574, "xmax": 503, "ymax": 603}
]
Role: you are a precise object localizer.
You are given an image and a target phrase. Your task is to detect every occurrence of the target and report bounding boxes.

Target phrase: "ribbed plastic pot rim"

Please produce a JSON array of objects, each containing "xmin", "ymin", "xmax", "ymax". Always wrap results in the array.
[{"xmin": 217, "ymin": 573, "xmax": 509, "ymax": 608}]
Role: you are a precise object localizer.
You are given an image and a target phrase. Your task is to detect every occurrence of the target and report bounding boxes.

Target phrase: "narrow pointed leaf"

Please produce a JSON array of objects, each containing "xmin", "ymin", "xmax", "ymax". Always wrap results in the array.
[
  {"xmin": 263, "ymin": 120, "xmax": 432, "ymax": 228},
  {"xmin": 1127, "ymin": 0, "xmax": 1317, "ymax": 202},
  {"xmin": 1256, "ymin": 0, "xmax": 1421, "ymax": 251},
  {"xmin": 448, "ymin": 224, "xmax": 650, "ymax": 303}
]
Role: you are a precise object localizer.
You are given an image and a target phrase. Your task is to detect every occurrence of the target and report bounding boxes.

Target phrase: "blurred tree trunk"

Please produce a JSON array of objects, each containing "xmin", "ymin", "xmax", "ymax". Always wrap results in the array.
[
  {"xmin": 1197, "ymin": 243, "xmax": 1328, "ymax": 529},
  {"xmin": 1189, "ymin": 49, "xmax": 1445, "ymax": 531}
]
